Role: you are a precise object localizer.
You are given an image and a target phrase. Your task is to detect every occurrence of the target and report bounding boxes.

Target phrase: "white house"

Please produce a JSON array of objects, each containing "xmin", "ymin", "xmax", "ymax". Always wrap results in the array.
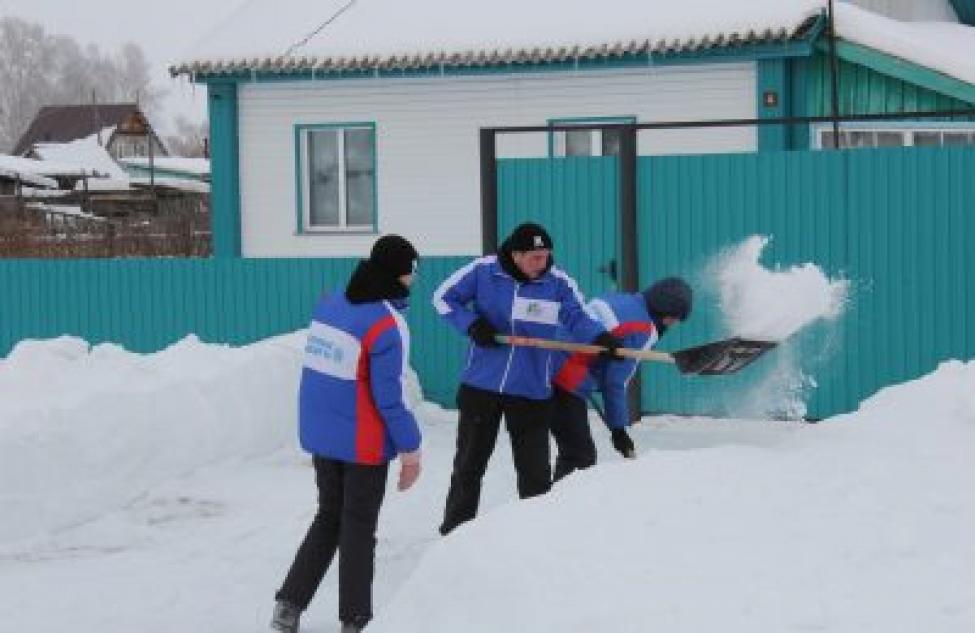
[{"xmin": 170, "ymin": 0, "xmax": 975, "ymax": 259}]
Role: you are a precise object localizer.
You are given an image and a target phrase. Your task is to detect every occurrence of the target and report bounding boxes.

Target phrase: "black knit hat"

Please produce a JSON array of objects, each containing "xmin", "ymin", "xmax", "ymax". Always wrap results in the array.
[
  {"xmin": 505, "ymin": 222, "xmax": 553, "ymax": 252},
  {"xmin": 369, "ymin": 234, "xmax": 418, "ymax": 277},
  {"xmin": 643, "ymin": 277, "xmax": 693, "ymax": 321}
]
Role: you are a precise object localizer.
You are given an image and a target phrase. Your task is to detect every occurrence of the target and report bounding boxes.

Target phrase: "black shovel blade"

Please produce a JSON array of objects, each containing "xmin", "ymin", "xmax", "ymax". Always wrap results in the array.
[{"xmin": 672, "ymin": 337, "xmax": 778, "ymax": 375}]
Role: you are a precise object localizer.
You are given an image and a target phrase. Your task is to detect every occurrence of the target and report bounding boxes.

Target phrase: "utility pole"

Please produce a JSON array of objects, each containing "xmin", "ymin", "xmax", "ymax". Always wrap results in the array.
[
  {"xmin": 147, "ymin": 116, "xmax": 158, "ymax": 215},
  {"xmin": 828, "ymin": 0, "xmax": 842, "ymax": 148}
]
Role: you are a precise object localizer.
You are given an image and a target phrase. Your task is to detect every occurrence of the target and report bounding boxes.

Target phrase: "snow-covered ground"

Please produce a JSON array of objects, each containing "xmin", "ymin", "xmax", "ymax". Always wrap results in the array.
[
  {"xmin": 1, "ymin": 237, "xmax": 972, "ymax": 632},
  {"xmin": 1, "ymin": 334, "xmax": 972, "ymax": 632}
]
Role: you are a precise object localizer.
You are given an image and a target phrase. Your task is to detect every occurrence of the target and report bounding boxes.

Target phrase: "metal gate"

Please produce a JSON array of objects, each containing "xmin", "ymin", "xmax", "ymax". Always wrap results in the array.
[
  {"xmin": 495, "ymin": 145, "xmax": 975, "ymax": 419},
  {"xmin": 497, "ymin": 157, "xmax": 620, "ymax": 297}
]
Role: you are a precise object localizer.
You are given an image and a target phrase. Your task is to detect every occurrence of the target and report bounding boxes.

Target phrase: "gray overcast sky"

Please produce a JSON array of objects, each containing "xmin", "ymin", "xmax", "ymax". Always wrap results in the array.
[{"xmin": 1, "ymin": 0, "xmax": 248, "ymax": 133}]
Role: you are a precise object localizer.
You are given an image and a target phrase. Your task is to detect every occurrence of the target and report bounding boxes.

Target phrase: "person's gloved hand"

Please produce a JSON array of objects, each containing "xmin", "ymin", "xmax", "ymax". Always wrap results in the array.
[
  {"xmin": 468, "ymin": 317, "xmax": 500, "ymax": 347},
  {"xmin": 592, "ymin": 331, "xmax": 623, "ymax": 361},
  {"xmin": 611, "ymin": 428, "xmax": 635, "ymax": 459},
  {"xmin": 398, "ymin": 450, "xmax": 422, "ymax": 491}
]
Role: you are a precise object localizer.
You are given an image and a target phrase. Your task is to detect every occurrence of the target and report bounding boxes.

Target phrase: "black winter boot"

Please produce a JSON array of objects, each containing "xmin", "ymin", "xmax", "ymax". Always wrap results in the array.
[
  {"xmin": 340, "ymin": 615, "xmax": 370, "ymax": 632},
  {"xmin": 270, "ymin": 600, "xmax": 301, "ymax": 632}
]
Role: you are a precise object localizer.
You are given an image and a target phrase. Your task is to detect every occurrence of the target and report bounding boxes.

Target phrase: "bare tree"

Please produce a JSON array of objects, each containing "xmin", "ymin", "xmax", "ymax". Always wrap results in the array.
[
  {"xmin": 0, "ymin": 18, "xmax": 56, "ymax": 151},
  {"xmin": 0, "ymin": 16, "xmax": 167, "ymax": 152},
  {"xmin": 115, "ymin": 43, "xmax": 165, "ymax": 117},
  {"xmin": 164, "ymin": 115, "xmax": 208, "ymax": 157}
]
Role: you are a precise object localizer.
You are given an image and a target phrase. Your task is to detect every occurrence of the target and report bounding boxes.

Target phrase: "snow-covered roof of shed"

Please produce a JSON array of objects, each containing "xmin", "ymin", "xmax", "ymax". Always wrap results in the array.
[
  {"xmin": 170, "ymin": 0, "xmax": 826, "ymax": 76},
  {"xmin": 0, "ymin": 157, "xmax": 59, "ymax": 189},
  {"xmin": 32, "ymin": 134, "xmax": 127, "ymax": 180},
  {"xmin": 0, "ymin": 154, "xmax": 90, "ymax": 179},
  {"xmin": 835, "ymin": 3, "xmax": 975, "ymax": 87}
]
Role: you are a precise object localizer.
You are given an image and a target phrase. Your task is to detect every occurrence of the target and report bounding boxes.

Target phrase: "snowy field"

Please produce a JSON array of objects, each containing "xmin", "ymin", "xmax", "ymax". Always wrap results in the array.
[{"xmin": 1, "ymin": 237, "xmax": 973, "ymax": 632}]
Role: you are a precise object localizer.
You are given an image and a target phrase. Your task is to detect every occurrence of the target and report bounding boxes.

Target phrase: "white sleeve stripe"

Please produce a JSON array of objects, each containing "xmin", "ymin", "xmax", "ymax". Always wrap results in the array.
[
  {"xmin": 642, "ymin": 330, "xmax": 659, "ymax": 351},
  {"xmin": 625, "ymin": 330, "xmax": 658, "ymax": 386},
  {"xmin": 549, "ymin": 266, "xmax": 587, "ymax": 305},
  {"xmin": 588, "ymin": 299, "xmax": 619, "ymax": 330},
  {"xmin": 384, "ymin": 301, "xmax": 413, "ymax": 411},
  {"xmin": 432, "ymin": 255, "xmax": 496, "ymax": 315}
]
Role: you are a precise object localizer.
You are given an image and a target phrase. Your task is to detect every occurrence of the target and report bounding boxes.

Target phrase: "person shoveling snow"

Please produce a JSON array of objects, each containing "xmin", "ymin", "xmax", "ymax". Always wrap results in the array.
[{"xmin": 546, "ymin": 277, "xmax": 694, "ymax": 479}]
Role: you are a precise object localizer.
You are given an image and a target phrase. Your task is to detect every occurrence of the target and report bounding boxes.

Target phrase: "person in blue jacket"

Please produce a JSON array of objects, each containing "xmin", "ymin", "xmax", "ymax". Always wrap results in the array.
[
  {"xmin": 433, "ymin": 222, "xmax": 621, "ymax": 535},
  {"xmin": 550, "ymin": 277, "xmax": 693, "ymax": 480},
  {"xmin": 272, "ymin": 235, "xmax": 423, "ymax": 633}
]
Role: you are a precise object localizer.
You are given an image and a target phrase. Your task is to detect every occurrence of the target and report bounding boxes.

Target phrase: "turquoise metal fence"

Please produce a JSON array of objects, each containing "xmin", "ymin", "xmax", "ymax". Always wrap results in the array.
[
  {"xmin": 404, "ymin": 257, "xmax": 471, "ymax": 405},
  {"xmin": 5, "ymin": 148, "xmax": 973, "ymax": 418},
  {"xmin": 638, "ymin": 151, "xmax": 851, "ymax": 417},
  {"xmin": 497, "ymin": 147, "xmax": 975, "ymax": 419},
  {"xmin": 638, "ymin": 146, "xmax": 975, "ymax": 418},
  {"xmin": 0, "ymin": 256, "xmax": 470, "ymax": 407}
]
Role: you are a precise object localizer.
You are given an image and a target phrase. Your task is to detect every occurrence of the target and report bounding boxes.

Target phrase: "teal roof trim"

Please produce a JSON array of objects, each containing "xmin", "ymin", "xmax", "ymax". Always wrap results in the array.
[
  {"xmin": 820, "ymin": 39, "xmax": 975, "ymax": 105},
  {"xmin": 950, "ymin": 0, "xmax": 975, "ymax": 26}
]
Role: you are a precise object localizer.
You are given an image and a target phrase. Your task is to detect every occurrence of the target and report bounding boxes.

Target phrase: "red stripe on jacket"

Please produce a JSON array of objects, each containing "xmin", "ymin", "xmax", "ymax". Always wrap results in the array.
[
  {"xmin": 355, "ymin": 314, "xmax": 397, "ymax": 464},
  {"xmin": 553, "ymin": 320, "xmax": 657, "ymax": 392}
]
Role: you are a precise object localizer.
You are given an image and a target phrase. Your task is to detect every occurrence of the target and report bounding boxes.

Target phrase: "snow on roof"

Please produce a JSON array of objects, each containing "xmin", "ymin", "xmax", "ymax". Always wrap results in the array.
[
  {"xmin": 846, "ymin": 0, "xmax": 958, "ymax": 22},
  {"xmin": 170, "ymin": 0, "xmax": 826, "ymax": 75},
  {"xmin": 73, "ymin": 178, "xmax": 131, "ymax": 192},
  {"xmin": 119, "ymin": 157, "xmax": 210, "ymax": 177},
  {"xmin": 19, "ymin": 187, "xmax": 70, "ymax": 199},
  {"xmin": 0, "ymin": 154, "xmax": 88, "ymax": 180},
  {"xmin": 170, "ymin": 0, "xmax": 975, "ymax": 94},
  {"xmin": 32, "ymin": 133, "xmax": 127, "ymax": 180},
  {"xmin": 836, "ymin": 2, "xmax": 975, "ymax": 87},
  {"xmin": 0, "ymin": 157, "xmax": 59, "ymax": 189}
]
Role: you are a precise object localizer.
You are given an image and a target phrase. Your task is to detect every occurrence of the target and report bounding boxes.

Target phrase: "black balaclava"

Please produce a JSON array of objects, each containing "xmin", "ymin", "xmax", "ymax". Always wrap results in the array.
[{"xmin": 346, "ymin": 235, "xmax": 419, "ymax": 304}]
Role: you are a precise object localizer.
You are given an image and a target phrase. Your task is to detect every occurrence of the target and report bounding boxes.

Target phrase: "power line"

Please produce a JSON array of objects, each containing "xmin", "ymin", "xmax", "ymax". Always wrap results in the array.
[{"xmin": 282, "ymin": 0, "xmax": 358, "ymax": 58}]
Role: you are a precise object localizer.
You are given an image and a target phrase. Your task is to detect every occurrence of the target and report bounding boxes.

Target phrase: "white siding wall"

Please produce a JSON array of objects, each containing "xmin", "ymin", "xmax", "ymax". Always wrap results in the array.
[{"xmin": 238, "ymin": 63, "xmax": 756, "ymax": 257}]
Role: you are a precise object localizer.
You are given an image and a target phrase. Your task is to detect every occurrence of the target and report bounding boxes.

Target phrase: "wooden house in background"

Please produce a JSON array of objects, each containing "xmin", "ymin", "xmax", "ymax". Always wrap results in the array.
[{"xmin": 13, "ymin": 104, "xmax": 168, "ymax": 161}]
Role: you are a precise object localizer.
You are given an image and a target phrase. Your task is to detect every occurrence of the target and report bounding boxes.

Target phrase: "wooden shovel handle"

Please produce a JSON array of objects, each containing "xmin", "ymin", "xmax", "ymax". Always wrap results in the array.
[{"xmin": 496, "ymin": 334, "xmax": 675, "ymax": 364}]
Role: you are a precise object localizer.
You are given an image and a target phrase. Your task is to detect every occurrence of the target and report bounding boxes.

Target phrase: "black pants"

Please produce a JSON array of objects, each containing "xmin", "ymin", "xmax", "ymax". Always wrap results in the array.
[
  {"xmin": 276, "ymin": 456, "xmax": 389, "ymax": 625},
  {"xmin": 440, "ymin": 384, "xmax": 553, "ymax": 535},
  {"xmin": 550, "ymin": 386, "xmax": 597, "ymax": 481}
]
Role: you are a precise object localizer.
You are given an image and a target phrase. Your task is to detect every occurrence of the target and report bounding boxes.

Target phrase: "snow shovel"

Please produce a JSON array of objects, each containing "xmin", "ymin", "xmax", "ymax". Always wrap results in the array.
[{"xmin": 495, "ymin": 335, "xmax": 776, "ymax": 376}]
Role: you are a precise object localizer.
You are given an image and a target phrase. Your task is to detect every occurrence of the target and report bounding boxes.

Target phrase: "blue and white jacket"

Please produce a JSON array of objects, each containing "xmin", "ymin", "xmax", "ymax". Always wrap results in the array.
[
  {"xmin": 551, "ymin": 292, "xmax": 660, "ymax": 429},
  {"xmin": 299, "ymin": 294, "xmax": 421, "ymax": 465},
  {"xmin": 433, "ymin": 255, "xmax": 605, "ymax": 400}
]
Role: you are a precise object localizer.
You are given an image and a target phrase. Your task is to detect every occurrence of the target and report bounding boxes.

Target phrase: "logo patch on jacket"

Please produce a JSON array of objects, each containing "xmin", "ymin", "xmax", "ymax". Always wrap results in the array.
[
  {"xmin": 512, "ymin": 297, "xmax": 560, "ymax": 325},
  {"xmin": 303, "ymin": 321, "xmax": 361, "ymax": 380}
]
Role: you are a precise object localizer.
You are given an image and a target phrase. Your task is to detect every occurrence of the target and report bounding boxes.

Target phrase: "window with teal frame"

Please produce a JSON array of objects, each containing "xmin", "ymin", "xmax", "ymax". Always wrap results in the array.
[
  {"xmin": 548, "ymin": 116, "xmax": 637, "ymax": 157},
  {"xmin": 810, "ymin": 121, "xmax": 975, "ymax": 150},
  {"xmin": 294, "ymin": 122, "xmax": 378, "ymax": 233}
]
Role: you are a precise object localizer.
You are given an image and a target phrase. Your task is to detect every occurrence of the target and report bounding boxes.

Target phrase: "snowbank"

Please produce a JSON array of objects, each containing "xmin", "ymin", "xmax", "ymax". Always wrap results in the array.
[
  {"xmin": 371, "ymin": 360, "xmax": 975, "ymax": 633},
  {"xmin": 2, "ymin": 325, "xmax": 973, "ymax": 631},
  {"xmin": 0, "ymin": 330, "xmax": 431, "ymax": 547},
  {"xmin": 0, "ymin": 334, "xmax": 304, "ymax": 544}
]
